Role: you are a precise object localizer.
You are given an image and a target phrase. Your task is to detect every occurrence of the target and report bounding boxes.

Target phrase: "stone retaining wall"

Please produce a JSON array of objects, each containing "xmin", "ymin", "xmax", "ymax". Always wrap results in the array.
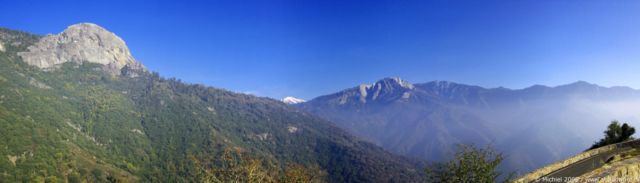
[{"xmin": 514, "ymin": 140, "xmax": 640, "ymax": 183}]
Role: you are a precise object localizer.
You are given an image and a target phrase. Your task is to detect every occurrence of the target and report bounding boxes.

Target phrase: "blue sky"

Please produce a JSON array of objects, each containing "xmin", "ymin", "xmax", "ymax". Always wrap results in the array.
[{"xmin": 2, "ymin": 0, "xmax": 640, "ymax": 99}]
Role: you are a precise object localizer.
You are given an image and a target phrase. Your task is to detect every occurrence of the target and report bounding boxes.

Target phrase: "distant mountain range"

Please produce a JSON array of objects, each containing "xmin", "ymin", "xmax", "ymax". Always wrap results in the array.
[{"xmin": 297, "ymin": 77, "xmax": 640, "ymax": 173}]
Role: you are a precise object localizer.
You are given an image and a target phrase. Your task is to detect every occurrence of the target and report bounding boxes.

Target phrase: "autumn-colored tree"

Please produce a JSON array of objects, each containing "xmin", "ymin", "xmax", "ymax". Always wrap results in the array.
[
  {"xmin": 281, "ymin": 163, "xmax": 326, "ymax": 183},
  {"xmin": 193, "ymin": 147, "xmax": 326, "ymax": 183}
]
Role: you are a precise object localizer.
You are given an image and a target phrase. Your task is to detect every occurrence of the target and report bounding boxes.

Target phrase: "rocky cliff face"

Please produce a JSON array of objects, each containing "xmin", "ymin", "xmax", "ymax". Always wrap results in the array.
[
  {"xmin": 316, "ymin": 77, "xmax": 417, "ymax": 106},
  {"xmin": 18, "ymin": 23, "xmax": 145, "ymax": 75},
  {"xmin": 361, "ymin": 77, "xmax": 415, "ymax": 103}
]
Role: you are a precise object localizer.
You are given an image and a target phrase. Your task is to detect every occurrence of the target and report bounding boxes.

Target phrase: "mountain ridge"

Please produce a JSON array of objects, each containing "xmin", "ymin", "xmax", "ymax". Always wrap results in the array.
[{"xmin": 299, "ymin": 77, "xmax": 640, "ymax": 173}]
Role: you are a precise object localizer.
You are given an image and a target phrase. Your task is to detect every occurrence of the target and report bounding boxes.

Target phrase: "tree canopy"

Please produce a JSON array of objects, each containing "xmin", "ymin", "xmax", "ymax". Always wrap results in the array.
[
  {"xmin": 589, "ymin": 120, "xmax": 635, "ymax": 150},
  {"xmin": 425, "ymin": 144, "xmax": 513, "ymax": 183}
]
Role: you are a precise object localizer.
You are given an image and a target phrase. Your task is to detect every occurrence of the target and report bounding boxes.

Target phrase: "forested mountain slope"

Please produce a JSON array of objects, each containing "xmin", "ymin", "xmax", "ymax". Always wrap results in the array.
[{"xmin": 0, "ymin": 24, "xmax": 421, "ymax": 182}]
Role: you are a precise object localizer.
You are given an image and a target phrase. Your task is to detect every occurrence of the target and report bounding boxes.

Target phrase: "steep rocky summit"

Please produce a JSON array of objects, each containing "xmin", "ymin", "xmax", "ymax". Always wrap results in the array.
[
  {"xmin": 360, "ymin": 77, "xmax": 415, "ymax": 102},
  {"xmin": 316, "ymin": 77, "xmax": 416, "ymax": 105},
  {"xmin": 18, "ymin": 23, "xmax": 144, "ymax": 75}
]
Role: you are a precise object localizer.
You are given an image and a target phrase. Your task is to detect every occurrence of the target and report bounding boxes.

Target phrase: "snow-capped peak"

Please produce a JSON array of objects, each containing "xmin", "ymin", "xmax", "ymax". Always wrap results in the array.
[{"xmin": 282, "ymin": 96, "xmax": 306, "ymax": 104}]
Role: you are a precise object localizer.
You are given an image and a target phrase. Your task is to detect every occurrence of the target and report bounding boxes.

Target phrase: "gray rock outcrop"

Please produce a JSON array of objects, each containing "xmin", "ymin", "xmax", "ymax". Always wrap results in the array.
[{"xmin": 18, "ymin": 23, "xmax": 145, "ymax": 75}]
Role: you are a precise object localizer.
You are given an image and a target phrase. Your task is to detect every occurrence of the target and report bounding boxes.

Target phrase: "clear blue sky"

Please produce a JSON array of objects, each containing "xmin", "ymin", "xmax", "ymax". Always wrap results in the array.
[{"xmin": 2, "ymin": 0, "xmax": 640, "ymax": 100}]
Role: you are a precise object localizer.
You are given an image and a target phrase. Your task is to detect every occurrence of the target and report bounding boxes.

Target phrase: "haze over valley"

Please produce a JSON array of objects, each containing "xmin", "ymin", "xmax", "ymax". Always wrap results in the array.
[{"xmin": 297, "ymin": 77, "xmax": 640, "ymax": 173}]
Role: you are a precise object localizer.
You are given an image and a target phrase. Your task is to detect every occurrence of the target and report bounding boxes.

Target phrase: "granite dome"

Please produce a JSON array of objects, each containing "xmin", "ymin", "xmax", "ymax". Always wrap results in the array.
[{"xmin": 18, "ymin": 23, "xmax": 145, "ymax": 75}]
